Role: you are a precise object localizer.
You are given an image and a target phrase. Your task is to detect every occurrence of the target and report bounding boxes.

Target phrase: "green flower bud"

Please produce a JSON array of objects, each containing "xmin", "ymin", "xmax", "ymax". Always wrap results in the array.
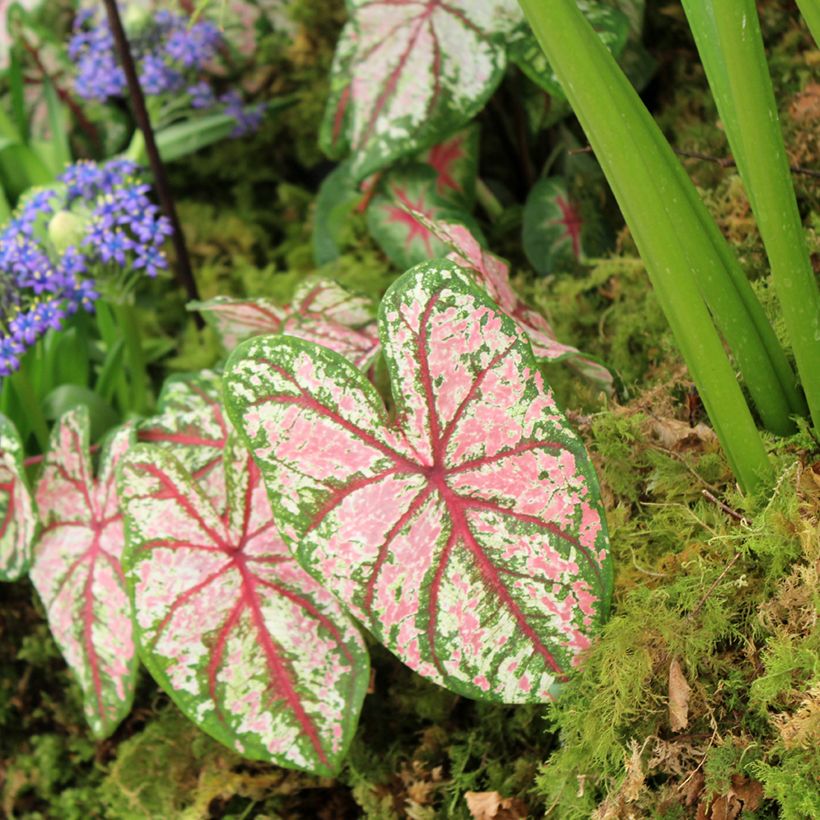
[{"xmin": 48, "ymin": 211, "xmax": 86, "ymax": 254}]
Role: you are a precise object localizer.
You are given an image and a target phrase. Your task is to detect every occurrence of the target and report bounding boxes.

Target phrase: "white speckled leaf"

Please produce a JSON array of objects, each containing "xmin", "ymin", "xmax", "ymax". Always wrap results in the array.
[
  {"xmin": 119, "ymin": 437, "xmax": 369, "ymax": 775},
  {"xmin": 138, "ymin": 372, "xmax": 230, "ymax": 510},
  {"xmin": 409, "ymin": 215, "xmax": 614, "ymax": 388},
  {"xmin": 367, "ymin": 164, "xmax": 481, "ymax": 270},
  {"xmin": 0, "ymin": 414, "xmax": 37, "ymax": 581},
  {"xmin": 510, "ymin": 2, "xmax": 630, "ymax": 99},
  {"xmin": 30, "ymin": 408, "xmax": 137, "ymax": 739},
  {"xmin": 320, "ymin": 0, "xmax": 522, "ymax": 180},
  {"xmin": 225, "ymin": 261, "xmax": 612, "ymax": 703},
  {"xmin": 192, "ymin": 280, "xmax": 380, "ymax": 369}
]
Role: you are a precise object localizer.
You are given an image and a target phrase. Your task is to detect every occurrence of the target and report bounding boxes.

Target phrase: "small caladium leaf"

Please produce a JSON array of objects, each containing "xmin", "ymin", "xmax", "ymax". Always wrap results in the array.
[
  {"xmin": 367, "ymin": 164, "xmax": 482, "ymax": 271},
  {"xmin": 522, "ymin": 176, "xmax": 609, "ymax": 275},
  {"xmin": 510, "ymin": 2, "xmax": 630, "ymax": 99},
  {"xmin": 225, "ymin": 261, "xmax": 612, "ymax": 703},
  {"xmin": 138, "ymin": 371, "xmax": 230, "ymax": 510},
  {"xmin": 0, "ymin": 413, "xmax": 37, "ymax": 581},
  {"xmin": 319, "ymin": 0, "xmax": 522, "ymax": 181},
  {"xmin": 313, "ymin": 161, "xmax": 363, "ymax": 266},
  {"xmin": 192, "ymin": 280, "xmax": 380, "ymax": 369},
  {"xmin": 416, "ymin": 125, "xmax": 480, "ymax": 211},
  {"xmin": 30, "ymin": 408, "xmax": 137, "ymax": 739},
  {"xmin": 118, "ymin": 437, "xmax": 369, "ymax": 774},
  {"xmin": 412, "ymin": 215, "xmax": 615, "ymax": 388}
]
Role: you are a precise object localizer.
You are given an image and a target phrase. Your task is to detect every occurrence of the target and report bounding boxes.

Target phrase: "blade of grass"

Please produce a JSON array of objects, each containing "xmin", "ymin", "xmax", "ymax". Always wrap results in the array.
[
  {"xmin": 43, "ymin": 78, "xmax": 71, "ymax": 174},
  {"xmin": 683, "ymin": 0, "xmax": 820, "ymax": 432},
  {"xmin": 796, "ymin": 0, "xmax": 820, "ymax": 47},
  {"xmin": 517, "ymin": 0, "xmax": 774, "ymax": 492}
]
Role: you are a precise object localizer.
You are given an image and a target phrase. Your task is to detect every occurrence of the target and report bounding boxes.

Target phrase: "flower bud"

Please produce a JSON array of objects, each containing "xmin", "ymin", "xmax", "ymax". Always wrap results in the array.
[{"xmin": 48, "ymin": 211, "xmax": 86, "ymax": 254}]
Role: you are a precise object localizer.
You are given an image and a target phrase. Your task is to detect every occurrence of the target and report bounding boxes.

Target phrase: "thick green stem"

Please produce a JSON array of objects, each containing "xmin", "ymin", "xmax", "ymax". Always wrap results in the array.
[
  {"xmin": 796, "ymin": 0, "xmax": 820, "ymax": 47},
  {"xmin": 10, "ymin": 365, "xmax": 49, "ymax": 451},
  {"xmin": 112, "ymin": 301, "xmax": 150, "ymax": 416},
  {"xmin": 683, "ymin": 0, "xmax": 820, "ymax": 432},
  {"xmin": 518, "ymin": 0, "xmax": 774, "ymax": 492}
]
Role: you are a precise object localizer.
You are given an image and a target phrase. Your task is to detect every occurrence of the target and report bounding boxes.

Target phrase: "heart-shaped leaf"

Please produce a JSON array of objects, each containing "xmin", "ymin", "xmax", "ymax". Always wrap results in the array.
[
  {"xmin": 225, "ymin": 261, "xmax": 612, "ymax": 703},
  {"xmin": 118, "ymin": 436, "xmax": 369, "ymax": 774},
  {"xmin": 138, "ymin": 372, "xmax": 230, "ymax": 510},
  {"xmin": 0, "ymin": 413, "xmax": 37, "ymax": 581},
  {"xmin": 320, "ymin": 0, "xmax": 522, "ymax": 180},
  {"xmin": 367, "ymin": 164, "xmax": 481, "ymax": 270},
  {"xmin": 191, "ymin": 280, "xmax": 380, "ymax": 369},
  {"xmin": 411, "ymin": 215, "xmax": 614, "ymax": 388},
  {"xmin": 30, "ymin": 408, "xmax": 137, "ymax": 739},
  {"xmin": 417, "ymin": 125, "xmax": 480, "ymax": 211}
]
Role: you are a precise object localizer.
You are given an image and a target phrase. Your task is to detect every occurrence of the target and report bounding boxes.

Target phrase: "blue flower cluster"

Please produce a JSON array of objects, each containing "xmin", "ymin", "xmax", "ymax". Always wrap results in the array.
[
  {"xmin": 0, "ymin": 160, "xmax": 171, "ymax": 377},
  {"xmin": 71, "ymin": 8, "xmax": 221, "ymax": 102},
  {"xmin": 70, "ymin": 8, "xmax": 265, "ymax": 138}
]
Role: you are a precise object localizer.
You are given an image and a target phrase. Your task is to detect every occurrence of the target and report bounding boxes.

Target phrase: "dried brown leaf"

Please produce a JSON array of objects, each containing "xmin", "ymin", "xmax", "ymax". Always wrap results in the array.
[
  {"xmin": 464, "ymin": 790, "xmax": 528, "ymax": 820},
  {"xmin": 669, "ymin": 657, "xmax": 692, "ymax": 732}
]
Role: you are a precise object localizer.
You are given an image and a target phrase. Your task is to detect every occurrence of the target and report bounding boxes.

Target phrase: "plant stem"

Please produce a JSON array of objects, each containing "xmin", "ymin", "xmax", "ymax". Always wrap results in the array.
[
  {"xmin": 796, "ymin": 0, "xmax": 820, "ymax": 47},
  {"xmin": 111, "ymin": 302, "xmax": 150, "ymax": 416},
  {"xmin": 475, "ymin": 179, "xmax": 504, "ymax": 222},
  {"xmin": 684, "ymin": 0, "xmax": 820, "ymax": 432},
  {"xmin": 517, "ymin": 0, "xmax": 774, "ymax": 492},
  {"xmin": 101, "ymin": 0, "xmax": 204, "ymax": 327},
  {"xmin": 10, "ymin": 365, "xmax": 49, "ymax": 451}
]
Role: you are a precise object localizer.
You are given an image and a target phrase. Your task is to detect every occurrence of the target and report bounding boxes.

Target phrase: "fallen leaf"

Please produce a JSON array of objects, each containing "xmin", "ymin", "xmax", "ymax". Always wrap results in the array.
[
  {"xmin": 465, "ymin": 790, "xmax": 528, "ymax": 820},
  {"xmin": 648, "ymin": 418, "xmax": 717, "ymax": 452},
  {"xmin": 622, "ymin": 739, "xmax": 645, "ymax": 802},
  {"xmin": 669, "ymin": 657, "xmax": 692, "ymax": 732}
]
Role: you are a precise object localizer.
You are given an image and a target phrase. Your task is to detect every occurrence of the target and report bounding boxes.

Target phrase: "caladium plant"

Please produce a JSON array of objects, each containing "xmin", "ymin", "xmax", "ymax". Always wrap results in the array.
[
  {"xmin": 225, "ymin": 262, "xmax": 612, "ymax": 703},
  {"xmin": 0, "ymin": 413, "xmax": 37, "ymax": 582},
  {"xmin": 29, "ymin": 408, "xmax": 138, "ymax": 739},
  {"xmin": 522, "ymin": 176, "xmax": 609, "ymax": 275},
  {"xmin": 118, "ymin": 436, "xmax": 369, "ymax": 774},
  {"xmin": 319, "ymin": 0, "xmax": 522, "ymax": 181},
  {"xmin": 366, "ymin": 164, "xmax": 482, "ymax": 271},
  {"xmin": 417, "ymin": 125, "xmax": 480, "ymax": 211},
  {"xmin": 411, "ymin": 214, "xmax": 614, "ymax": 388},
  {"xmin": 138, "ymin": 371, "xmax": 230, "ymax": 510},
  {"xmin": 191, "ymin": 279, "xmax": 379, "ymax": 369}
]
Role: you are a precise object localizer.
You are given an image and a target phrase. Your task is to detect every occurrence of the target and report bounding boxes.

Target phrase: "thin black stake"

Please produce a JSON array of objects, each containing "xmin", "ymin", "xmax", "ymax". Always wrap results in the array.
[{"xmin": 101, "ymin": 0, "xmax": 204, "ymax": 326}]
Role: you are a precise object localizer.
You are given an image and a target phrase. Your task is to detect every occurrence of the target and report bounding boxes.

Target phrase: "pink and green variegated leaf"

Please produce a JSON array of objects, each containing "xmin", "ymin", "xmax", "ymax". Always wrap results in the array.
[
  {"xmin": 30, "ymin": 408, "xmax": 137, "ymax": 739},
  {"xmin": 138, "ymin": 371, "xmax": 229, "ymax": 510},
  {"xmin": 118, "ymin": 436, "xmax": 369, "ymax": 775},
  {"xmin": 522, "ymin": 176, "xmax": 610, "ymax": 275},
  {"xmin": 416, "ymin": 125, "xmax": 480, "ymax": 210},
  {"xmin": 189, "ymin": 298, "xmax": 286, "ymax": 353},
  {"xmin": 319, "ymin": 0, "xmax": 522, "ymax": 181},
  {"xmin": 0, "ymin": 413, "xmax": 37, "ymax": 581},
  {"xmin": 367, "ymin": 164, "xmax": 482, "ymax": 270},
  {"xmin": 225, "ymin": 261, "xmax": 612, "ymax": 704},
  {"xmin": 192, "ymin": 280, "xmax": 380, "ymax": 369},
  {"xmin": 410, "ymin": 214, "xmax": 615, "ymax": 389}
]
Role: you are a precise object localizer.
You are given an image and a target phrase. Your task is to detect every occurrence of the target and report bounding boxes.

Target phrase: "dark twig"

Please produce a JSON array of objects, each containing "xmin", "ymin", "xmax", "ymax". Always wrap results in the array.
[
  {"xmin": 569, "ymin": 145, "xmax": 820, "ymax": 178},
  {"xmin": 688, "ymin": 552, "xmax": 742, "ymax": 621},
  {"xmin": 101, "ymin": 0, "xmax": 204, "ymax": 325},
  {"xmin": 701, "ymin": 488, "xmax": 749, "ymax": 525}
]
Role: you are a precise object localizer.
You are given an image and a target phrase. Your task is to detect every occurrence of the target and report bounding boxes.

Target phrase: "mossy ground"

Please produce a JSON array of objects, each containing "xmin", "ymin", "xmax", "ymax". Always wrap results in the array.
[{"xmin": 1, "ymin": 1, "xmax": 818, "ymax": 817}]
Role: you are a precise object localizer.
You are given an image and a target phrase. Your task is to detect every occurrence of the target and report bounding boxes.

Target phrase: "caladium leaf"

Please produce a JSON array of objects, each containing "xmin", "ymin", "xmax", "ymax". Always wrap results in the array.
[
  {"xmin": 522, "ymin": 176, "xmax": 609, "ymax": 275},
  {"xmin": 410, "ymin": 214, "xmax": 614, "ymax": 388},
  {"xmin": 191, "ymin": 280, "xmax": 380, "ymax": 369},
  {"xmin": 416, "ymin": 125, "xmax": 480, "ymax": 211},
  {"xmin": 225, "ymin": 261, "xmax": 612, "ymax": 703},
  {"xmin": 0, "ymin": 413, "xmax": 37, "ymax": 581},
  {"xmin": 367, "ymin": 164, "xmax": 482, "ymax": 270},
  {"xmin": 30, "ymin": 408, "xmax": 137, "ymax": 739},
  {"xmin": 138, "ymin": 371, "xmax": 230, "ymax": 510},
  {"xmin": 510, "ymin": 2, "xmax": 630, "ymax": 99},
  {"xmin": 319, "ymin": 0, "xmax": 522, "ymax": 181},
  {"xmin": 313, "ymin": 161, "xmax": 364, "ymax": 266},
  {"xmin": 118, "ymin": 437, "xmax": 369, "ymax": 774}
]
